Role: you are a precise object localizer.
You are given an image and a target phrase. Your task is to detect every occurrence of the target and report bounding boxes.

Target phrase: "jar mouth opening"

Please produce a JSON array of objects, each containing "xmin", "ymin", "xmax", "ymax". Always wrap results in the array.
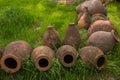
[
  {"xmin": 60, "ymin": 52, "xmax": 76, "ymax": 67},
  {"xmin": 95, "ymin": 55, "xmax": 107, "ymax": 70},
  {"xmin": 1, "ymin": 54, "xmax": 21, "ymax": 73},
  {"xmin": 97, "ymin": 56, "xmax": 106, "ymax": 67}
]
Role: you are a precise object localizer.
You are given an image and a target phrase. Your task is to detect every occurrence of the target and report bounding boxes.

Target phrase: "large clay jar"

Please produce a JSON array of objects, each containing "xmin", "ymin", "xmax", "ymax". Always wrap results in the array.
[
  {"xmin": 87, "ymin": 20, "xmax": 115, "ymax": 36},
  {"xmin": 87, "ymin": 30, "xmax": 120, "ymax": 53},
  {"xmin": 1, "ymin": 40, "xmax": 32, "ymax": 73},
  {"xmin": 42, "ymin": 26, "xmax": 61, "ymax": 48},
  {"xmin": 0, "ymin": 46, "xmax": 3, "ymax": 66},
  {"xmin": 79, "ymin": 46, "xmax": 107, "ymax": 70},
  {"xmin": 31, "ymin": 46, "xmax": 54, "ymax": 71},
  {"xmin": 63, "ymin": 23, "xmax": 81, "ymax": 48},
  {"xmin": 56, "ymin": 45, "xmax": 77, "ymax": 67},
  {"xmin": 78, "ymin": 8, "xmax": 91, "ymax": 29},
  {"xmin": 75, "ymin": 0, "xmax": 107, "ymax": 16}
]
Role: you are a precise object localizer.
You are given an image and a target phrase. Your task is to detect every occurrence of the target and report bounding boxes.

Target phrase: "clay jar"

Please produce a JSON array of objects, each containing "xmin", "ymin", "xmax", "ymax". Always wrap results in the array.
[
  {"xmin": 56, "ymin": 45, "xmax": 77, "ymax": 67},
  {"xmin": 0, "ymin": 40, "xmax": 32, "ymax": 73},
  {"xmin": 79, "ymin": 46, "xmax": 107, "ymax": 70},
  {"xmin": 87, "ymin": 30, "xmax": 120, "ymax": 53},
  {"xmin": 31, "ymin": 46, "xmax": 54, "ymax": 71},
  {"xmin": 76, "ymin": 0, "xmax": 107, "ymax": 16},
  {"xmin": 63, "ymin": 23, "xmax": 81, "ymax": 48},
  {"xmin": 87, "ymin": 20, "xmax": 115, "ymax": 36},
  {"xmin": 42, "ymin": 26, "xmax": 61, "ymax": 48}
]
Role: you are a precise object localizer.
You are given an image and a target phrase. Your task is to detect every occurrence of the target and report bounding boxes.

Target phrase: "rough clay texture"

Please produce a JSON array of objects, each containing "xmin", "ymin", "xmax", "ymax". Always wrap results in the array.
[
  {"xmin": 31, "ymin": 46, "xmax": 54, "ymax": 62},
  {"xmin": 63, "ymin": 23, "xmax": 81, "ymax": 48},
  {"xmin": 79, "ymin": 46, "xmax": 106, "ymax": 69},
  {"xmin": 87, "ymin": 31, "xmax": 117, "ymax": 53},
  {"xmin": 42, "ymin": 26, "xmax": 61, "ymax": 48},
  {"xmin": 56, "ymin": 45, "xmax": 77, "ymax": 59},
  {"xmin": 87, "ymin": 20, "xmax": 115, "ymax": 36},
  {"xmin": 3, "ymin": 40, "xmax": 32, "ymax": 60}
]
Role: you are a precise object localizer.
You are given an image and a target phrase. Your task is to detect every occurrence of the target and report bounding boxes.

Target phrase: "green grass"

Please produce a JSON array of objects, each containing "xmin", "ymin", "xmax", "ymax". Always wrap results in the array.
[{"xmin": 0, "ymin": 0, "xmax": 120, "ymax": 80}]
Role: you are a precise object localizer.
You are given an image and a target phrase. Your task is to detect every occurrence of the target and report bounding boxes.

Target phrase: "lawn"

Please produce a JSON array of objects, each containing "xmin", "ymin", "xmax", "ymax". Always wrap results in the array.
[{"xmin": 0, "ymin": 0, "xmax": 120, "ymax": 80}]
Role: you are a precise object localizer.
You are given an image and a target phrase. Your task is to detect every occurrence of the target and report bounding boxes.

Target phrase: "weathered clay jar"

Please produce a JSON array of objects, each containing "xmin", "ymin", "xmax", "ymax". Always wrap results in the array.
[
  {"xmin": 87, "ymin": 20, "xmax": 115, "ymax": 36},
  {"xmin": 91, "ymin": 13, "xmax": 108, "ymax": 23},
  {"xmin": 42, "ymin": 26, "xmax": 61, "ymax": 48},
  {"xmin": 78, "ymin": 8, "xmax": 91, "ymax": 29},
  {"xmin": 63, "ymin": 23, "xmax": 81, "ymax": 48},
  {"xmin": 0, "ymin": 46, "xmax": 3, "ymax": 66},
  {"xmin": 31, "ymin": 46, "xmax": 54, "ymax": 71},
  {"xmin": 79, "ymin": 46, "xmax": 107, "ymax": 70},
  {"xmin": 87, "ymin": 30, "xmax": 120, "ymax": 52},
  {"xmin": 76, "ymin": 0, "xmax": 107, "ymax": 16},
  {"xmin": 56, "ymin": 45, "xmax": 77, "ymax": 67},
  {"xmin": 0, "ymin": 40, "xmax": 32, "ymax": 73}
]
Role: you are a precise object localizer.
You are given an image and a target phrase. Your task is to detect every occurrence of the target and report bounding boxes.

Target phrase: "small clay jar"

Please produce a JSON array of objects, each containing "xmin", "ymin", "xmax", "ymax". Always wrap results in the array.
[
  {"xmin": 63, "ymin": 23, "xmax": 81, "ymax": 48},
  {"xmin": 0, "ymin": 40, "xmax": 32, "ymax": 73},
  {"xmin": 31, "ymin": 46, "xmax": 54, "ymax": 71},
  {"xmin": 42, "ymin": 26, "xmax": 61, "ymax": 48},
  {"xmin": 79, "ymin": 46, "xmax": 107, "ymax": 70},
  {"xmin": 87, "ymin": 30, "xmax": 120, "ymax": 53},
  {"xmin": 56, "ymin": 45, "xmax": 77, "ymax": 67},
  {"xmin": 78, "ymin": 7, "xmax": 91, "ymax": 29},
  {"xmin": 87, "ymin": 20, "xmax": 115, "ymax": 36},
  {"xmin": 75, "ymin": 0, "xmax": 107, "ymax": 16},
  {"xmin": 91, "ymin": 13, "xmax": 108, "ymax": 23}
]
